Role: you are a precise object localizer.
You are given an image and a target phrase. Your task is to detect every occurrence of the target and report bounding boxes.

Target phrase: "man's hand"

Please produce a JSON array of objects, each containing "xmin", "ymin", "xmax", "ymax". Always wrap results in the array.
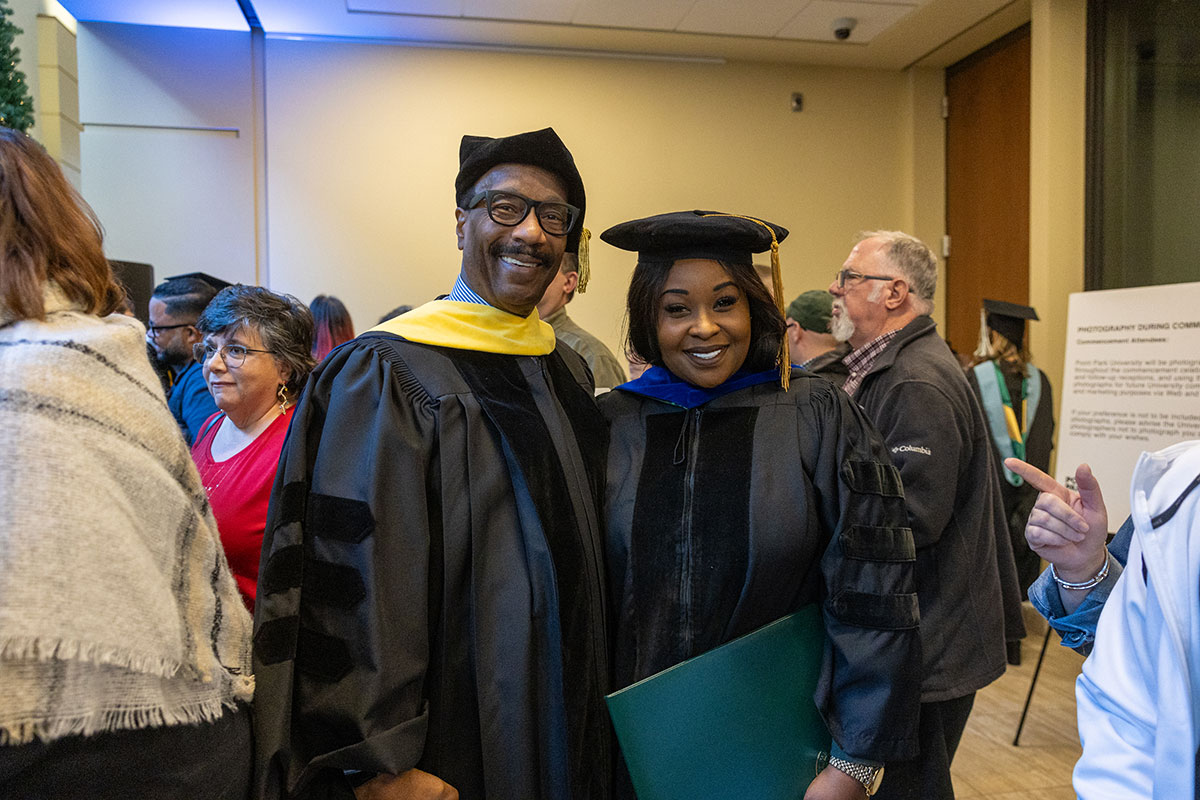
[
  {"xmin": 354, "ymin": 769, "xmax": 458, "ymax": 800},
  {"xmin": 1006, "ymin": 459, "xmax": 1110, "ymax": 608},
  {"xmin": 804, "ymin": 764, "xmax": 870, "ymax": 800}
]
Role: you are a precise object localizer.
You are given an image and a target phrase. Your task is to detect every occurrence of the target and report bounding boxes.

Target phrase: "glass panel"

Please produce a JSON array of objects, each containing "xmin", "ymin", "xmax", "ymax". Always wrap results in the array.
[{"xmin": 1090, "ymin": 0, "xmax": 1200, "ymax": 290}]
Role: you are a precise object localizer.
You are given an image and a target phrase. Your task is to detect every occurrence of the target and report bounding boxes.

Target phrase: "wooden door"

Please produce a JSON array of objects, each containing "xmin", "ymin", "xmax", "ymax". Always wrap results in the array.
[{"xmin": 945, "ymin": 24, "xmax": 1031, "ymax": 357}]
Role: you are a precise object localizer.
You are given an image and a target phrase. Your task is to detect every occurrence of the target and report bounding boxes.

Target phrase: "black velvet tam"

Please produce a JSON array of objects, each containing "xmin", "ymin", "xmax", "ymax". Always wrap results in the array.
[
  {"xmin": 600, "ymin": 210, "xmax": 788, "ymax": 266},
  {"xmin": 454, "ymin": 127, "xmax": 587, "ymax": 254},
  {"xmin": 983, "ymin": 298, "xmax": 1039, "ymax": 349}
]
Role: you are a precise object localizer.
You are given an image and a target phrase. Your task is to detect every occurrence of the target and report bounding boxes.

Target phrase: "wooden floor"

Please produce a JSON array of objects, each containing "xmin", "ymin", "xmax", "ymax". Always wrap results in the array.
[{"xmin": 950, "ymin": 605, "xmax": 1084, "ymax": 800}]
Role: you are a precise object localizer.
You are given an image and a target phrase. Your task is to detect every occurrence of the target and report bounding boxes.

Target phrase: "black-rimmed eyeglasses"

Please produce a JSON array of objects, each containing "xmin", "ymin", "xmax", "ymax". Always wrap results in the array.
[
  {"xmin": 146, "ymin": 323, "xmax": 194, "ymax": 339},
  {"xmin": 835, "ymin": 268, "xmax": 896, "ymax": 288},
  {"xmin": 193, "ymin": 342, "xmax": 272, "ymax": 368},
  {"xmin": 466, "ymin": 190, "xmax": 579, "ymax": 237}
]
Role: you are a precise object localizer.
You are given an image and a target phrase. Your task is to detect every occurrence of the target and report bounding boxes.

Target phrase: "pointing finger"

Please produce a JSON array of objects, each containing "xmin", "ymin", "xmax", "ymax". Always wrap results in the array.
[{"xmin": 1005, "ymin": 458, "xmax": 1069, "ymax": 501}]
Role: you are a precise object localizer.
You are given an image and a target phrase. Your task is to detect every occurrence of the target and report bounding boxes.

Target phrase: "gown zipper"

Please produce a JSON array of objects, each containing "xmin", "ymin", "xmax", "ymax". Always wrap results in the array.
[{"xmin": 679, "ymin": 407, "xmax": 702, "ymax": 654}]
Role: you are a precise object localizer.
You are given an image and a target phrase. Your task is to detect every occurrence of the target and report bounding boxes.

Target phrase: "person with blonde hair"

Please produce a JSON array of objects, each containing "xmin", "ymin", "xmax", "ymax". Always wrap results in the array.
[
  {"xmin": 967, "ymin": 299, "xmax": 1055, "ymax": 599},
  {"xmin": 0, "ymin": 128, "xmax": 253, "ymax": 798}
]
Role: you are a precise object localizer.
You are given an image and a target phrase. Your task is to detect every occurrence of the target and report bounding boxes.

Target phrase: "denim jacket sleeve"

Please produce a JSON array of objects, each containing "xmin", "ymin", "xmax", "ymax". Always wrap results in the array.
[{"xmin": 1028, "ymin": 516, "xmax": 1133, "ymax": 656}]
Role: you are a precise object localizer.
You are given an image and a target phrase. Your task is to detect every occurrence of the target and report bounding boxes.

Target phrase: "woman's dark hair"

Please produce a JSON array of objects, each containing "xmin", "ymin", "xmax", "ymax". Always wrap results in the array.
[
  {"xmin": 0, "ymin": 128, "xmax": 122, "ymax": 320},
  {"xmin": 378, "ymin": 304, "xmax": 413, "ymax": 324},
  {"xmin": 197, "ymin": 285, "xmax": 316, "ymax": 395},
  {"xmin": 310, "ymin": 294, "xmax": 355, "ymax": 361},
  {"xmin": 624, "ymin": 258, "xmax": 785, "ymax": 375}
]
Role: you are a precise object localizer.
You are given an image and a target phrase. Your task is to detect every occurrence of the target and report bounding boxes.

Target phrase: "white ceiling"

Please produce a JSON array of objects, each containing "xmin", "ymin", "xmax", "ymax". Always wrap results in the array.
[
  {"xmin": 340, "ymin": 0, "xmax": 922, "ymax": 41},
  {"xmin": 58, "ymin": 0, "xmax": 1031, "ymax": 69}
]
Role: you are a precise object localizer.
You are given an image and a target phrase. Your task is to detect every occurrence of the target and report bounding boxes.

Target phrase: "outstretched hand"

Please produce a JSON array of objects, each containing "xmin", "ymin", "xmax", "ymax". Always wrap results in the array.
[{"xmin": 1005, "ymin": 458, "xmax": 1109, "ymax": 583}]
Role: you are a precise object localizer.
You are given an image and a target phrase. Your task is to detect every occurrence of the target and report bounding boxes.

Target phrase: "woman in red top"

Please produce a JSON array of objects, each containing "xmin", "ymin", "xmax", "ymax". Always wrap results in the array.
[{"xmin": 191, "ymin": 286, "xmax": 315, "ymax": 611}]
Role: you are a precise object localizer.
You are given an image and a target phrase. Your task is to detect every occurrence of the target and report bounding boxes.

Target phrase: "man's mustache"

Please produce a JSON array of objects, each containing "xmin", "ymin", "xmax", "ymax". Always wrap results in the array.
[{"xmin": 490, "ymin": 243, "xmax": 554, "ymax": 270}]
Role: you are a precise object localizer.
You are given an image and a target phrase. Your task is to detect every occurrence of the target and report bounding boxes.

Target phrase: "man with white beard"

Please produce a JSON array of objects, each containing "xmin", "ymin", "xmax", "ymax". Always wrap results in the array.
[{"xmin": 827, "ymin": 231, "xmax": 1025, "ymax": 800}]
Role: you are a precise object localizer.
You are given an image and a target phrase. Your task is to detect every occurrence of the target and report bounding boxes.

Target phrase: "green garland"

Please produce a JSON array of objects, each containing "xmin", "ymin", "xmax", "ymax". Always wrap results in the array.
[{"xmin": 0, "ymin": 0, "xmax": 34, "ymax": 132}]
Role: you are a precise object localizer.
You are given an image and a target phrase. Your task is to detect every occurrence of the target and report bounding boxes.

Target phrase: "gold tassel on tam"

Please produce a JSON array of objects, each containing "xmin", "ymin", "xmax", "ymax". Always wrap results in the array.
[
  {"xmin": 576, "ymin": 227, "xmax": 591, "ymax": 293},
  {"xmin": 699, "ymin": 213, "xmax": 790, "ymax": 392},
  {"xmin": 768, "ymin": 238, "xmax": 789, "ymax": 392}
]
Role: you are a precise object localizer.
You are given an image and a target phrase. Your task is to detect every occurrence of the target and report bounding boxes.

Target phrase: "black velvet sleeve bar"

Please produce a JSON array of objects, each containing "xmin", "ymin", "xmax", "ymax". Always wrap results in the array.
[
  {"xmin": 805, "ymin": 379, "xmax": 921, "ymax": 763},
  {"xmin": 253, "ymin": 335, "xmax": 612, "ymax": 800},
  {"xmin": 252, "ymin": 338, "xmax": 438, "ymax": 800},
  {"xmin": 601, "ymin": 371, "xmax": 921, "ymax": 776}
]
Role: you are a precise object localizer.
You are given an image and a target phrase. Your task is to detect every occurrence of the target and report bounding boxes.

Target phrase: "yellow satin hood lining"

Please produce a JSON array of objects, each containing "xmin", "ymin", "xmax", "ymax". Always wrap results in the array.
[{"xmin": 367, "ymin": 299, "xmax": 556, "ymax": 356}]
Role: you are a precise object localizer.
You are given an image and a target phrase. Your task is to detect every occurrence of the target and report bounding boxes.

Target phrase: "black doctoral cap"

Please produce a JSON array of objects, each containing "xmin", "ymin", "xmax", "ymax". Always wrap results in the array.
[
  {"xmin": 600, "ymin": 209, "xmax": 788, "ymax": 265},
  {"xmin": 455, "ymin": 127, "xmax": 590, "ymax": 279},
  {"xmin": 983, "ymin": 298, "xmax": 1039, "ymax": 349},
  {"xmin": 164, "ymin": 272, "xmax": 234, "ymax": 292},
  {"xmin": 602, "ymin": 209, "xmax": 793, "ymax": 390}
]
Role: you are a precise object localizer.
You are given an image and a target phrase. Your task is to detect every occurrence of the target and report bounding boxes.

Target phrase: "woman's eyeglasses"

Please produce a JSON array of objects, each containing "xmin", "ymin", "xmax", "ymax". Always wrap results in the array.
[{"xmin": 194, "ymin": 342, "xmax": 271, "ymax": 368}]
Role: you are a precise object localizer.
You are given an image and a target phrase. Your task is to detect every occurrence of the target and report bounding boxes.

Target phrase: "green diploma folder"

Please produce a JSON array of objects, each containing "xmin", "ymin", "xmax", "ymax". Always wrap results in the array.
[{"xmin": 606, "ymin": 605, "xmax": 832, "ymax": 800}]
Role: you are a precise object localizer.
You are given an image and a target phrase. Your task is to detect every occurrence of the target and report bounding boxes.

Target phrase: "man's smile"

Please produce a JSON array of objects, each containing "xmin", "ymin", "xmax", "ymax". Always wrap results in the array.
[{"xmin": 492, "ymin": 244, "xmax": 553, "ymax": 272}]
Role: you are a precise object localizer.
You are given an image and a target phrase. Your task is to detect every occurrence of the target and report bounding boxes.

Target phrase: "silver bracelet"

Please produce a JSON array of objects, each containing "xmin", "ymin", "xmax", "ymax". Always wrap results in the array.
[{"xmin": 1051, "ymin": 555, "xmax": 1110, "ymax": 590}]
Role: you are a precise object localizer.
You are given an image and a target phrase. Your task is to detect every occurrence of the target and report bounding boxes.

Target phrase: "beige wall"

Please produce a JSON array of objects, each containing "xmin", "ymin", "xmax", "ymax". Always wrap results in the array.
[
  {"xmin": 899, "ymin": 66, "xmax": 948, "ymax": 326},
  {"xmin": 36, "ymin": 13, "xmax": 79, "ymax": 185},
  {"xmin": 264, "ymin": 38, "xmax": 946, "ymax": 352},
  {"xmin": 77, "ymin": 23, "xmax": 258, "ymax": 287},
  {"xmin": 1030, "ymin": 0, "xmax": 1087, "ymax": 449},
  {"xmin": 72, "ymin": 14, "xmax": 1090, "ymax": 388},
  {"xmin": 67, "ymin": 10, "xmax": 1096, "ymax": 468}
]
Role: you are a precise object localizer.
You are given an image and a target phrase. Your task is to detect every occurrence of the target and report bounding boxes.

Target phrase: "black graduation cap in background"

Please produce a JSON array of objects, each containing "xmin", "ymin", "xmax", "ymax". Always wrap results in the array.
[
  {"xmin": 165, "ymin": 272, "xmax": 234, "ymax": 292},
  {"xmin": 600, "ymin": 210, "xmax": 788, "ymax": 265},
  {"xmin": 983, "ymin": 298, "xmax": 1038, "ymax": 349}
]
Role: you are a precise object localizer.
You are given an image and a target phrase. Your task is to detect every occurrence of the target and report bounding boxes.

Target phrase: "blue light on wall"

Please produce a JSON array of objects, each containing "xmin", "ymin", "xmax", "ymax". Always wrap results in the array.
[{"xmin": 57, "ymin": 1, "xmax": 250, "ymax": 32}]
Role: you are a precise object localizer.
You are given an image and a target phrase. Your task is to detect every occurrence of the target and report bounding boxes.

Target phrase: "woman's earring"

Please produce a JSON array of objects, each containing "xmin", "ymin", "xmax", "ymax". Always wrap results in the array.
[{"xmin": 277, "ymin": 384, "xmax": 288, "ymax": 413}]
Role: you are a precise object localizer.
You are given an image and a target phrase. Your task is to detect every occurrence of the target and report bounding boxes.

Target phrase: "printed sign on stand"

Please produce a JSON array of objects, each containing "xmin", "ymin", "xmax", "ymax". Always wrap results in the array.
[{"xmin": 1057, "ymin": 281, "xmax": 1200, "ymax": 526}]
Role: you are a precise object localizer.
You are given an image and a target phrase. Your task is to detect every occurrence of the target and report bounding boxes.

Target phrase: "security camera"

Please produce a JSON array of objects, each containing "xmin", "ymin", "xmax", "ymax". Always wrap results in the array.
[{"xmin": 832, "ymin": 17, "xmax": 857, "ymax": 41}]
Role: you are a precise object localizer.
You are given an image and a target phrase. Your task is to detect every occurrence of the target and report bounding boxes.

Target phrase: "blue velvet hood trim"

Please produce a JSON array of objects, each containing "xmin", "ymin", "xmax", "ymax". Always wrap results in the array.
[{"xmin": 615, "ymin": 365, "xmax": 780, "ymax": 409}]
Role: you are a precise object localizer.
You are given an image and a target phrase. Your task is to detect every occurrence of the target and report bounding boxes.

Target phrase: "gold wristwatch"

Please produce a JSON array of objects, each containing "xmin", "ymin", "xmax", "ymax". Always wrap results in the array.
[{"xmin": 827, "ymin": 755, "xmax": 885, "ymax": 796}]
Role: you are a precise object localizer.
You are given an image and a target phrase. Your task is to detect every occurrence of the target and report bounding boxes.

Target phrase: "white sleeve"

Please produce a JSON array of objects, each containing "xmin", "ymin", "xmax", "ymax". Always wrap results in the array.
[
  {"xmin": 1073, "ymin": 531, "xmax": 1159, "ymax": 800},
  {"xmin": 1073, "ymin": 521, "xmax": 1199, "ymax": 800}
]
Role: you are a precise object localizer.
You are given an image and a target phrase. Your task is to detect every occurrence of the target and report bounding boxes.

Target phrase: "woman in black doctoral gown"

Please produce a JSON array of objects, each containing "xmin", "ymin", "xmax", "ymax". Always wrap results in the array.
[
  {"xmin": 599, "ymin": 211, "xmax": 922, "ymax": 800},
  {"xmin": 966, "ymin": 299, "xmax": 1055, "ymax": 601}
]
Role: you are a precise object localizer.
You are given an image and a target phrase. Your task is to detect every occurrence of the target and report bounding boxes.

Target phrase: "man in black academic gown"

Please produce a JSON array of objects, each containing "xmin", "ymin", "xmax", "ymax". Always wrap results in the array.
[{"xmin": 252, "ymin": 128, "xmax": 611, "ymax": 800}]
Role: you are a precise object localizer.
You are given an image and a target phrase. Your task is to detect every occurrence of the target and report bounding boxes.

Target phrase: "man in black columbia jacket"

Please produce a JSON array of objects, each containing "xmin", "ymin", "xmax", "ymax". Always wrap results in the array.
[{"xmin": 827, "ymin": 230, "xmax": 1025, "ymax": 800}]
